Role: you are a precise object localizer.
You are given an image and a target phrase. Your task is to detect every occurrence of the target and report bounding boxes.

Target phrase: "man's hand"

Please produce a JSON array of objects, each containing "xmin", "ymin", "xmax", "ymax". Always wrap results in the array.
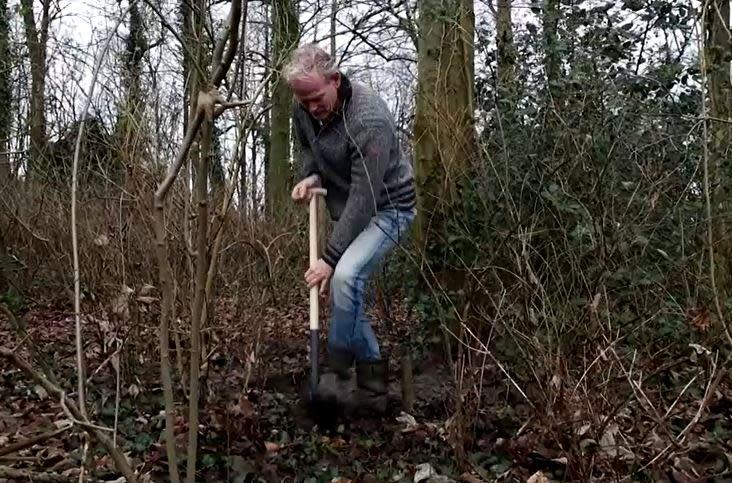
[
  {"xmin": 291, "ymin": 174, "xmax": 321, "ymax": 203},
  {"xmin": 305, "ymin": 258, "xmax": 333, "ymax": 294}
]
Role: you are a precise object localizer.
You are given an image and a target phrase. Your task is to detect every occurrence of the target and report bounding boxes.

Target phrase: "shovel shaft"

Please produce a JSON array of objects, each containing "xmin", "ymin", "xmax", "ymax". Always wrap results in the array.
[{"xmin": 309, "ymin": 188, "xmax": 326, "ymax": 331}]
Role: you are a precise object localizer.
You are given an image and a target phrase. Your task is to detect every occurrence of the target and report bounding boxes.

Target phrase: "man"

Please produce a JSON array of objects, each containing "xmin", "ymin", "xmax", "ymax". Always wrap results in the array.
[{"xmin": 284, "ymin": 43, "xmax": 416, "ymax": 405}]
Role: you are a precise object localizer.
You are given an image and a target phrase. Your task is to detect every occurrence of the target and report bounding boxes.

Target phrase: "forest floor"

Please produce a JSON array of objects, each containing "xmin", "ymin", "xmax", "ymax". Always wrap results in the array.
[{"xmin": 1, "ymin": 296, "xmax": 732, "ymax": 482}]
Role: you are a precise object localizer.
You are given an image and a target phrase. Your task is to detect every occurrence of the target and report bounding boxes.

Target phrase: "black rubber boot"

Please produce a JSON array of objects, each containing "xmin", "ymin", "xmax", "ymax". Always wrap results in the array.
[
  {"xmin": 327, "ymin": 349, "xmax": 353, "ymax": 380},
  {"xmin": 353, "ymin": 359, "xmax": 389, "ymax": 416},
  {"xmin": 313, "ymin": 350, "xmax": 354, "ymax": 418},
  {"xmin": 355, "ymin": 359, "xmax": 388, "ymax": 395}
]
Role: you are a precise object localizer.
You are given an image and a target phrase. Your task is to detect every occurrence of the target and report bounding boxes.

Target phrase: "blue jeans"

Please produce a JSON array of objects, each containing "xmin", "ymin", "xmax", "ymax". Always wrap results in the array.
[{"xmin": 328, "ymin": 207, "xmax": 415, "ymax": 362}]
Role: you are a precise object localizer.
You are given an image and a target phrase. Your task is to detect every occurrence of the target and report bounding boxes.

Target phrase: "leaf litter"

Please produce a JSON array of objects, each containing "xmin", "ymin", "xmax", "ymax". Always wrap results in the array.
[{"xmin": 1, "ymin": 297, "xmax": 732, "ymax": 482}]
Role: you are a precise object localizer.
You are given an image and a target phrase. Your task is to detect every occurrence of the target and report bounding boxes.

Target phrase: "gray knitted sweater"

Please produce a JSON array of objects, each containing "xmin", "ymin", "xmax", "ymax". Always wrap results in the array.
[{"xmin": 293, "ymin": 74, "xmax": 416, "ymax": 268}]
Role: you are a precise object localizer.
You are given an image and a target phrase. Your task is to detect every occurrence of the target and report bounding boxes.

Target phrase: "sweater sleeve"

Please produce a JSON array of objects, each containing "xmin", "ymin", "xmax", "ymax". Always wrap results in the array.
[
  {"xmin": 322, "ymin": 117, "xmax": 391, "ymax": 268},
  {"xmin": 292, "ymin": 106, "xmax": 319, "ymax": 181}
]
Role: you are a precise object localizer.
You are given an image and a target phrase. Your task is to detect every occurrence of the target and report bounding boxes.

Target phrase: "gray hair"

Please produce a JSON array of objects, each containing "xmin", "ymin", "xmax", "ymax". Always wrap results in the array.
[{"xmin": 283, "ymin": 43, "xmax": 338, "ymax": 83}]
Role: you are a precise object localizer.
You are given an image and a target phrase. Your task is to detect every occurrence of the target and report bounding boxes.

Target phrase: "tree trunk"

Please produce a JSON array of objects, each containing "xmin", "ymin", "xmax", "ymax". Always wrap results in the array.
[
  {"xmin": 19, "ymin": 0, "xmax": 49, "ymax": 176},
  {"xmin": 210, "ymin": 121, "xmax": 225, "ymax": 204},
  {"xmin": 413, "ymin": 0, "xmax": 478, "ymax": 251},
  {"xmin": 123, "ymin": 0, "xmax": 145, "ymax": 106},
  {"xmin": 115, "ymin": 0, "xmax": 147, "ymax": 187},
  {"xmin": 496, "ymin": 0, "xmax": 514, "ymax": 93},
  {"xmin": 237, "ymin": 5, "xmax": 249, "ymax": 218},
  {"xmin": 0, "ymin": 0, "xmax": 11, "ymax": 182},
  {"xmin": 185, "ymin": 0, "xmax": 210, "ymax": 363},
  {"xmin": 260, "ymin": 2, "xmax": 270, "ymax": 220},
  {"xmin": 541, "ymin": 0, "xmax": 563, "ymax": 164},
  {"xmin": 321, "ymin": 0, "xmax": 337, "ymax": 254},
  {"xmin": 267, "ymin": 0, "xmax": 299, "ymax": 218},
  {"xmin": 185, "ymin": 0, "xmax": 208, "ymax": 204},
  {"xmin": 251, "ymin": 129, "xmax": 259, "ymax": 217},
  {"xmin": 706, "ymin": 0, "xmax": 732, "ymax": 307},
  {"xmin": 330, "ymin": 0, "xmax": 337, "ymax": 59},
  {"xmin": 543, "ymin": 0, "xmax": 561, "ymax": 99},
  {"xmin": 186, "ymin": 113, "xmax": 211, "ymax": 483},
  {"xmin": 239, "ymin": 136, "xmax": 248, "ymax": 217}
]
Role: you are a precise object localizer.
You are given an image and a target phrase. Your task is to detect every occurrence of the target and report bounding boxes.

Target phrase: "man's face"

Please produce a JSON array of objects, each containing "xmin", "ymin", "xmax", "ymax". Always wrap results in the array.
[{"xmin": 291, "ymin": 71, "xmax": 340, "ymax": 121}]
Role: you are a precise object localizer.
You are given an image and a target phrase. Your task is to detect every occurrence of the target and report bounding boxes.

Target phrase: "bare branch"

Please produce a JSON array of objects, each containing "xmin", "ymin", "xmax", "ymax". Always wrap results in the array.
[
  {"xmin": 0, "ymin": 425, "xmax": 72, "ymax": 457},
  {"xmin": 0, "ymin": 466, "xmax": 79, "ymax": 482}
]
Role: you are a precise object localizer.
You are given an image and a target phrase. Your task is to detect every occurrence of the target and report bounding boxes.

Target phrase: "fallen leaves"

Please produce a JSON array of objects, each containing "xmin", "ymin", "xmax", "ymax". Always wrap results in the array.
[
  {"xmin": 598, "ymin": 423, "xmax": 634, "ymax": 461},
  {"xmin": 413, "ymin": 462, "xmax": 437, "ymax": 482},
  {"xmin": 458, "ymin": 473, "xmax": 482, "ymax": 483},
  {"xmin": 4, "ymin": 295, "xmax": 732, "ymax": 483},
  {"xmin": 33, "ymin": 384, "xmax": 48, "ymax": 400},
  {"xmin": 264, "ymin": 441, "xmax": 281, "ymax": 454},
  {"xmin": 228, "ymin": 395, "xmax": 256, "ymax": 419},
  {"xmin": 127, "ymin": 383, "xmax": 140, "ymax": 398},
  {"xmin": 111, "ymin": 285, "xmax": 134, "ymax": 320},
  {"xmin": 396, "ymin": 411, "xmax": 418, "ymax": 431},
  {"xmin": 686, "ymin": 307, "xmax": 711, "ymax": 332},
  {"xmin": 526, "ymin": 472, "xmax": 549, "ymax": 483}
]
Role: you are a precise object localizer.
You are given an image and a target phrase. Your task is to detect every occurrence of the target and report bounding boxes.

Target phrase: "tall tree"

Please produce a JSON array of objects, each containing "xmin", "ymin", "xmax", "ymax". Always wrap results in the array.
[
  {"xmin": 260, "ymin": 3, "xmax": 270, "ymax": 219},
  {"xmin": 115, "ymin": 0, "xmax": 147, "ymax": 186},
  {"xmin": 495, "ymin": 0, "xmax": 514, "ymax": 93},
  {"xmin": 19, "ymin": 0, "xmax": 50, "ymax": 176},
  {"xmin": 541, "ymin": 0, "xmax": 562, "ymax": 163},
  {"xmin": 413, "ymin": 0, "xmax": 478, "ymax": 253},
  {"xmin": 705, "ymin": 0, "xmax": 732, "ymax": 320},
  {"xmin": 267, "ymin": 0, "xmax": 299, "ymax": 217},
  {"xmin": 0, "ymin": 0, "xmax": 11, "ymax": 182},
  {"xmin": 543, "ymin": 0, "xmax": 561, "ymax": 100},
  {"xmin": 236, "ymin": 4, "xmax": 249, "ymax": 218}
]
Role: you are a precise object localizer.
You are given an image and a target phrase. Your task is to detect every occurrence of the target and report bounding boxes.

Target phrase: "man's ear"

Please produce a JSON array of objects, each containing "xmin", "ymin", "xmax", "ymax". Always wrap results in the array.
[{"xmin": 331, "ymin": 72, "xmax": 341, "ymax": 88}]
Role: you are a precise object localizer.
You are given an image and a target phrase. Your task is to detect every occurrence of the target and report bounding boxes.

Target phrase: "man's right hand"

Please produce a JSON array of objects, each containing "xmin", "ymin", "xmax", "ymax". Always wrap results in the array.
[{"xmin": 291, "ymin": 174, "xmax": 321, "ymax": 203}]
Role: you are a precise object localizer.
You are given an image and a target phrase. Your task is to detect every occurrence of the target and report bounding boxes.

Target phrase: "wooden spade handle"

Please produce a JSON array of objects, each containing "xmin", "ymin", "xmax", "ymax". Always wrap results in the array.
[{"xmin": 309, "ymin": 188, "xmax": 327, "ymax": 330}]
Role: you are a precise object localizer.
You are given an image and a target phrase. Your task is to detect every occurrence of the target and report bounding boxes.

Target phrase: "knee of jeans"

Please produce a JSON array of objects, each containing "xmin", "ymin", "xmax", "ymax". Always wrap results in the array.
[{"xmin": 331, "ymin": 263, "xmax": 358, "ymax": 294}]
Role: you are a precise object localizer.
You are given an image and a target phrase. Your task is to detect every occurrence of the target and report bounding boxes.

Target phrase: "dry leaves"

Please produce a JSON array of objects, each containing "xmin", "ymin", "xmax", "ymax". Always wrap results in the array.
[
  {"xmin": 687, "ymin": 306, "xmax": 711, "ymax": 332},
  {"xmin": 264, "ymin": 441, "xmax": 280, "ymax": 454},
  {"xmin": 228, "ymin": 395, "xmax": 255, "ymax": 419},
  {"xmin": 526, "ymin": 472, "xmax": 549, "ymax": 483}
]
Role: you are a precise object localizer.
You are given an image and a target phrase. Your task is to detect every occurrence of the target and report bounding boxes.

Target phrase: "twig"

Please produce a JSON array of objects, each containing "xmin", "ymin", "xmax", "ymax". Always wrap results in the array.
[
  {"xmin": 676, "ymin": 352, "xmax": 724, "ymax": 443},
  {"xmin": 0, "ymin": 456, "xmax": 40, "ymax": 462},
  {"xmin": 58, "ymin": 393, "xmax": 114, "ymax": 434},
  {"xmin": 78, "ymin": 439, "xmax": 89, "ymax": 483},
  {"xmin": 626, "ymin": 354, "xmax": 728, "ymax": 481},
  {"xmin": 0, "ymin": 347, "xmax": 137, "ymax": 482},
  {"xmin": 213, "ymin": 100, "xmax": 249, "ymax": 117},
  {"xmin": 663, "ymin": 373, "xmax": 700, "ymax": 419},
  {"xmin": 0, "ymin": 195, "xmax": 50, "ymax": 242},
  {"xmin": 0, "ymin": 304, "xmax": 57, "ymax": 385},
  {"xmin": 572, "ymin": 341, "xmax": 617, "ymax": 395},
  {"xmin": 610, "ymin": 348, "xmax": 678, "ymax": 447},
  {"xmin": 440, "ymin": 320, "xmax": 533, "ymax": 405},
  {"xmin": 85, "ymin": 345, "xmax": 123, "ymax": 384},
  {"xmin": 0, "ymin": 425, "xmax": 71, "ymax": 457},
  {"xmin": 627, "ymin": 443, "xmax": 673, "ymax": 480},
  {"xmin": 113, "ymin": 351, "xmax": 121, "ymax": 448}
]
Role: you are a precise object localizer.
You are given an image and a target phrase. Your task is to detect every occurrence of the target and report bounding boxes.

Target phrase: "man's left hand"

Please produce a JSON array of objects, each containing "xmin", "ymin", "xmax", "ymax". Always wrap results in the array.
[{"xmin": 305, "ymin": 258, "xmax": 333, "ymax": 294}]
